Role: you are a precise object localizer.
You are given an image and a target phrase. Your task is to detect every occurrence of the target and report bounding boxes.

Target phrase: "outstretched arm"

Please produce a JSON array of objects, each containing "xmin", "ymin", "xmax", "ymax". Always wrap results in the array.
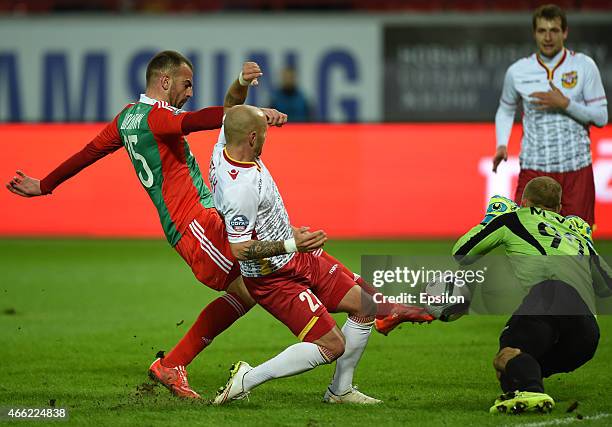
[
  {"xmin": 452, "ymin": 219, "xmax": 506, "ymax": 265},
  {"xmin": 6, "ymin": 116, "xmax": 122, "ymax": 197}
]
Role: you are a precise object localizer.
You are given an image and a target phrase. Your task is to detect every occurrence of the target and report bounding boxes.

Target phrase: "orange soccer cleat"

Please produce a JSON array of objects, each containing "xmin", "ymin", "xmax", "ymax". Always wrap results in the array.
[
  {"xmin": 148, "ymin": 356, "xmax": 201, "ymax": 399},
  {"xmin": 374, "ymin": 304, "xmax": 434, "ymax": 336}
]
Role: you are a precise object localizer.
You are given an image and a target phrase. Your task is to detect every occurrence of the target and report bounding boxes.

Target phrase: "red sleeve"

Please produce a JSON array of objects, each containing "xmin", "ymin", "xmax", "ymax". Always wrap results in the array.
[
  {"xmin": 148, "ymin": 105, "xmax": 224, "ymax": 138},
  {"xmin": 147, "ymin": 106, "xmax": 185, "ymax": 138},
  {"xmin": 181, "ymin": 106, "xmax": 224, "ymax": 135},
  {"xmin": 40, "ymin": 114, "xmax": 123, "ymax": 195}
]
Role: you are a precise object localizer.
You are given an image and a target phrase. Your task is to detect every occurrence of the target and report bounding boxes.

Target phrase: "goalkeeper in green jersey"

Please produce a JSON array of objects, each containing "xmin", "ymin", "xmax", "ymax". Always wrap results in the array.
[{"xmin": 453, "ymin": 177, "xmax": 612, "ymax": 415}]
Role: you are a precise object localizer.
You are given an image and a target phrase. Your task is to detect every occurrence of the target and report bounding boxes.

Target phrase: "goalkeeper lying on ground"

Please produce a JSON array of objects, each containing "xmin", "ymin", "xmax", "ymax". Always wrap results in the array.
[{"xmin": 452, "ymin": 177, "xmax": 612, "ymax": 415}]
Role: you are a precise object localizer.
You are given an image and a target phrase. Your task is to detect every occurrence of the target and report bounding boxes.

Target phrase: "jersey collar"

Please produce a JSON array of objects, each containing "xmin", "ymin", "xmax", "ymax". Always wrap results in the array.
[
  {"xmin": 536, "ymin": 48, "xmax": 567, "ymax": 81},
  {"xmin": 223, "ymin": 148, "xmax": 262, "ymax": 171},
  {"xmin": 139, "ymin": 94, "xmax": 158, "ymax": 105},
  {"xmin": 138, "ymin": 94, "xmax": 182, "ymax": 114}
]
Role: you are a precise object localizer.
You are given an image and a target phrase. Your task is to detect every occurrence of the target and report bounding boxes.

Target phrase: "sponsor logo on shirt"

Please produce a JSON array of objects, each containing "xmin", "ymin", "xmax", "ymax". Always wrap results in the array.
[
  {"xmin": 562, "ymin": 71, "xmax": 578, "ymax": 89},
  {"xmin": 230, "ymin": 215, "xmax": 249, "ymax": 232}
]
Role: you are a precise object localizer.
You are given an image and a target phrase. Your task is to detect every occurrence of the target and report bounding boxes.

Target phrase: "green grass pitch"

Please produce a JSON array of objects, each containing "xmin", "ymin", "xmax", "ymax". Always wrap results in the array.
[{"xmin": 1, "ymin": 239, "xmax": 611, "ymax": 426}]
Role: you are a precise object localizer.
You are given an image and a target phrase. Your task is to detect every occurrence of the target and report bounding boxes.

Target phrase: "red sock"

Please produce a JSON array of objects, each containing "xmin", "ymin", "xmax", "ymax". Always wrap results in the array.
[
  {"xmin": 319, "ymin": 251, "xmax": 395, "ymax": 317},
  {"xmin": 162, "ymin": 293, "xmax": 249, "ymax": 368}
]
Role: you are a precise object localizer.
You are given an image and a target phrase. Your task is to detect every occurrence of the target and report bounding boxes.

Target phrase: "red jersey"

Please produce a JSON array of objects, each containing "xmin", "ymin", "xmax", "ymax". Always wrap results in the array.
[{"xmin": 40, "ymin": 94, "xmax": 224, "ymax": 246}]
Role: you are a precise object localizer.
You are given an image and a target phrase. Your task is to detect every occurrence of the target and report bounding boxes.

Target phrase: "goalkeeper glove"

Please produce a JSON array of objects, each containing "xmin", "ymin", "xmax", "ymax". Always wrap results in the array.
[{"xmin": 481, "ymin": 195, "xmax": 519, "ymax": 225}]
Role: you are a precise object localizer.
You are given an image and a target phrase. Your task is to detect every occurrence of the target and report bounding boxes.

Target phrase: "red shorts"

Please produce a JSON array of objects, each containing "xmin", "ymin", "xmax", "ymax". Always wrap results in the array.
[
  {"xmin": 514, "ymin": 165, "xmax": 595, "ymax": 226},
  {"xmin": 243, "ymin": 252, "xmax": 356, "ymax": 342},
  {"xmin": 312, "ymin": 248, "xmax": 361, "ymax": 282},
  {"xmin": 174, "ymin": 207, "xmax": 240, "ymax": 291}
]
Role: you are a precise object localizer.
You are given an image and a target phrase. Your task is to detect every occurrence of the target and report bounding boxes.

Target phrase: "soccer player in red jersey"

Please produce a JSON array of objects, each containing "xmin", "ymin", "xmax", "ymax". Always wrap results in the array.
[{"xmin": 6, "ymin": 51, "xmax": 283, "ymax": 399}]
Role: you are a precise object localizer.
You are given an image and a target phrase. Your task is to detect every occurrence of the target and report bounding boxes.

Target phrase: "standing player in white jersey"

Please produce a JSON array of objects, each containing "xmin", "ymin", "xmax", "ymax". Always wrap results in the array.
[
  {"xmin": 492, "ymin": 4, "xmax": 608, "ymax": 226},
  {"xmin": 210, "ymin": 105, "xmax": 381, "ymax": 405}
]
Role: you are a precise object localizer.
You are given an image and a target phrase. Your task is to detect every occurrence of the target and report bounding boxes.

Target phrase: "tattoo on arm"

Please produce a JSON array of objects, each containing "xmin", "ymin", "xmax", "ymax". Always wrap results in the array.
[{"xmin": 242, "ymin": 240, "xmax": 286, "ymax": 260}]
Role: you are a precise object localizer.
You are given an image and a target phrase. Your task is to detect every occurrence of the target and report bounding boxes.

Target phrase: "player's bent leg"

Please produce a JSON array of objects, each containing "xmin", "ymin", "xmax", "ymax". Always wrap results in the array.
[
  {"xmin": 317, "ymin": 251, "xmax": 381, "ymax": 308},
  {"xmin": 213, "ymin": 327, "xmax": 339, "ymax": 405},
  {"xmin": 494, "ymin": 349, "xmax": 545, "ymax": 394},
  {"xmin": 315, "ymin": 251, "xmax": 432, "ymax": 329},
  {"xmin": 538, "ymin": 314, "xmax": 600, "ymax": 378},
  {"xmin": 335, "ymin": 284, "xmax": 376, "ymax": 318},
  {"xmin": 317, "ymin": 253, "xmax": 435, "ymax": 331},
  {"xmin": 493, "ymin": 347, "xmax": 521, "ymax": 373},
  {"xmin": 323, "ymin": 319, "xmax": 381, "ymax": 404},
  {"xmin": 152, "ymin": 210, "xmax": 252, "ymax": 399},
  {"xmin": 312, "ymin": 325, "xmax": 346, "ymax": 361},
  {"xmin": 226, "ymin": 276, "xmax": 256, "ymax": 309},
  {"xmin": 215, "ymin": 269, "xmax": 343, "ymax": 405},
  {"xmin": 494, "ymin": 347, "xmax": 527, "ymax": 395},
  {"xmin": 153, "ymin": 277, "xmax": 252, "ymax": 399},
  {"xmin": 490, "ymin": 349, "xmax": 552, "ymax": 414},
  {"xmin": 490, "ymin": 313, "xmax": 557, "ymax": 414},
  {"xmin": 162, "ymin": 283, "xmax": 251, "ymax": 368}
]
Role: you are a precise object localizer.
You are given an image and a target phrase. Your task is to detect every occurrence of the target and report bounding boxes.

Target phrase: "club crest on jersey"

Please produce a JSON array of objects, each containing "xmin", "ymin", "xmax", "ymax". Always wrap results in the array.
[
  {"xmin": 230, "ymin": 215, "xmax": 249, "ymax": 232},
  {"xmin": 228, "ymin": 169, "xmax": 239, "ymax": 180},
  {"xmin": 561, "ymin": 71, "xmax": 577, "ymax": 89}
]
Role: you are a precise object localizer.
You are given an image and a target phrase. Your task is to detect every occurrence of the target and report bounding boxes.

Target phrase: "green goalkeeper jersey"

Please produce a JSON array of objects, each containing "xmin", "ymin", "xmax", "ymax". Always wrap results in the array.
[{"xmin": 452, "ymin": 207, "xmax": 612, "ymax": 314}]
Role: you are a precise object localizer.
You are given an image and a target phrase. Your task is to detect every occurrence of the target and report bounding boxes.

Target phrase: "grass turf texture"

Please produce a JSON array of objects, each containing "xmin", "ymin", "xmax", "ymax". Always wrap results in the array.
[{"xmin": 1, "ymin": 239, "xmax": 611, "ymax": 426}]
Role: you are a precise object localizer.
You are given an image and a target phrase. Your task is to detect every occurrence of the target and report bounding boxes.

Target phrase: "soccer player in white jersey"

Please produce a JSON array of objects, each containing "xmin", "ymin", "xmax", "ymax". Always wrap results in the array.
[
  {"xmin": 492, "ymin": 4, "xmax": 608, "ymax": 226},
  {"xmin": 210, "ymin": 105, "xmax": 381, "ymax": 405}
]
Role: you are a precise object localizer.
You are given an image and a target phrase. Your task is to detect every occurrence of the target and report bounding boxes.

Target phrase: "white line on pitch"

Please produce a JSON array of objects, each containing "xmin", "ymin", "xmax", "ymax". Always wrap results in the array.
[{"xmin": 507, "ymin": 412, "xmax": 611, "ymax": 427}]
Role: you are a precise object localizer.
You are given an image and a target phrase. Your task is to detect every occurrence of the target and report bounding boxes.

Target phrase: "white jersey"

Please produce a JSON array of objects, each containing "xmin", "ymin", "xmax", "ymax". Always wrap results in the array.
[
  {"xmin": 499, "ymin": 48, "xmax": 607, "ymax": 172},
  {"xmin": 209, "ymin": 126, "xmax": 294, "ymax": 277}
]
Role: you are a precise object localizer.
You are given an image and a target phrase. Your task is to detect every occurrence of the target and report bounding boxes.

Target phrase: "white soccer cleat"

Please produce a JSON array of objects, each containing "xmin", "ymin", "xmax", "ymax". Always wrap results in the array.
[
  {"xmin": 212, "ymin": 361, "xmax": 252, "ymax": 405},
  {"xmin": 323, "ymin": 385, "xmax": 382, "ymax": 404}
]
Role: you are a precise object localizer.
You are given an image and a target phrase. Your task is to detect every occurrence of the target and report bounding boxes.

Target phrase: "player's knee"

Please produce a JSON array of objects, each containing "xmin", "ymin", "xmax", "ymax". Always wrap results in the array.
[
  {"xmin": 313, "ymin": 326, "xmax": 345, "ymax": 361},
  {"xmin": 226, "ymin": 278, "xmax": 256, "ymax": 309},
  {"xmin": 493, "ymin": 347, "xmax": 521, "ymax": 372},
  {"xmin": 346, "ymin": 288, "xmax": 376, "ymax": 318},
  {"xmin": 358, "ymin": 291, "xmax": 377, "ymax": 318},
  {"xmin": 325, "ymin": 336, "xmax": 346, "ymax": 362},
  {"xmin": 317, "ymin": 335, "xmax": 345, "ymax": 362}
]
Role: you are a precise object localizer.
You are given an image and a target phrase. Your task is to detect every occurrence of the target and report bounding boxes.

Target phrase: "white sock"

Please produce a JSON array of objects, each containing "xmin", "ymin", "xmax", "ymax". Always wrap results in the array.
[
  {"xmin": 242, "ymin": 342, "xmax": 328, "ymax": 392},
  {"xmin": 330, "ymin": 317, "xmax": 373, "ymax": 395}
]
